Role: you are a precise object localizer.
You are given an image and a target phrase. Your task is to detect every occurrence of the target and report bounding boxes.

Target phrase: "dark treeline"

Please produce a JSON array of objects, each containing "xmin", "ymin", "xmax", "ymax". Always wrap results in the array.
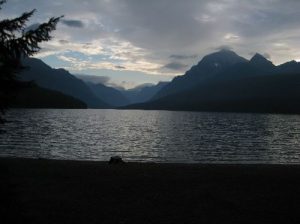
[{"xmin": 12, "ymin": 84, "xmax": 87, "ymax": 109}]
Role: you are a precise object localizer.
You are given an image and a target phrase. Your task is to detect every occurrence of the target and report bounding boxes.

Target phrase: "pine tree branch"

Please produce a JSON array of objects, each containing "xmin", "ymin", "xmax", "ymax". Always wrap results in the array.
[
  {"xmin": 3, "ymin": 16, "xmax": 62, "ymax": 58},
  {"xmin": 0, "ymin": 10, "xmax": 36, "ymax": 40},
  {"xmin": 0, "ymin": 1, "xmax": 62, "ymax": 122}
]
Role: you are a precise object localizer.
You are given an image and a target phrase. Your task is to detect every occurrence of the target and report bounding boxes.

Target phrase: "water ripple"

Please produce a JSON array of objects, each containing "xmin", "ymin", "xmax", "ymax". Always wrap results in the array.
[{"xmin": 1, "ymin": 109, "xmax": 300, "ymax": 163}]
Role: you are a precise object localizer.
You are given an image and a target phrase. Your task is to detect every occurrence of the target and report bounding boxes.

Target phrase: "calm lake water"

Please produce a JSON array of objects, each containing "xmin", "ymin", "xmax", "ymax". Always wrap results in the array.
[{"xmin": 1, "ymin": 109, "xmax": 300, "ymax": 163}]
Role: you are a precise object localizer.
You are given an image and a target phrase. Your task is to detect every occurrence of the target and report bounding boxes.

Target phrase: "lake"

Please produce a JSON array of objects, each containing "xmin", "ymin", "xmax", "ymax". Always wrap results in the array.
[{"xmin": 1, "ymin": 109, "xmax": 300, "ymax": 163}]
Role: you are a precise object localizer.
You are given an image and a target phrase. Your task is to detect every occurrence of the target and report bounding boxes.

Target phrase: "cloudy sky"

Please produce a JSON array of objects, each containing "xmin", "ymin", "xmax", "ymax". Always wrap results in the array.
[{"xmin": 2, "ymin": 0, "xmax": 300, "ymax": 88}]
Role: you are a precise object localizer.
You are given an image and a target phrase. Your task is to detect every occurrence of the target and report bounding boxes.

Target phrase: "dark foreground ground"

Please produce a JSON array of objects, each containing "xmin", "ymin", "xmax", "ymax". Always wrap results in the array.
[{"xmin": 1, "ymin": 158, "xmax": 300, "ymax": 224}]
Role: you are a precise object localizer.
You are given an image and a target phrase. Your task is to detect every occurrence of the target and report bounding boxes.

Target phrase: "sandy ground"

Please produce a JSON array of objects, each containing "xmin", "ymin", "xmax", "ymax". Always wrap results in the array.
[{"xmin": 1, "ymin": 157, "xmax": 300, "ymax": 224}]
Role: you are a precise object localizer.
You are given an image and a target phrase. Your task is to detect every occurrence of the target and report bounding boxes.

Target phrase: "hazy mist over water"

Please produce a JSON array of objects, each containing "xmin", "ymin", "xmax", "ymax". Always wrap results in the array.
[{"xmin": 1, "ymin": 109, "xmax": 300, "ymax": 164}]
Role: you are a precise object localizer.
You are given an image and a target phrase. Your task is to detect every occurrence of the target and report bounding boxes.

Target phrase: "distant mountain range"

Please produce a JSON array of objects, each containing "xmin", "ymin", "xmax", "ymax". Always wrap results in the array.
[
  {"xmin": 20, "ymin": 58, "xmax": 109, "ymax": 108},
  {"xmin": 76, "ymin": 75, "xmax": 168, "ymax": 107},
  {"xmin": 85, "ymin": 82, "xmax": 130, "ymax": 107},
  {"xmin": 125, "ymin": 50, "xmax": 300, "ymax": 114},
  {"xmin": 16, "ymin": 50, "xmax": 300, "ymax": 113},
  {"xmin": 17, "ymin": 58, "xmax": 167, "ymax": 108},
  {"xmin": 121, "ymin": 82, "xmax": 169, "ymax": 104}
]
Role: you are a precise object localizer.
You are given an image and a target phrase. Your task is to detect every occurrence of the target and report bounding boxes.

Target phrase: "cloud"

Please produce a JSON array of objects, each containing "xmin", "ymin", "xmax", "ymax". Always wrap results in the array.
[
  {"xmin": 115, "ymin": 65, "xmax": 126, "ymax": 69},
  {"xmin": 162, "ymin": 62, "xmax": 188, "ymax": 71},
  {"xmin": 55, "ymin": 54, "xmax": 170, "ymax": 76},
  {"xmin": 59, "ymin": 39, "xmax": 69, "ymax": 44},
  {"xmin": 169, "ymin": 54, "xmax": 198, "ymax": 60},
  {"xmin": 223, "ymin": 33, "xmax": 240, "ymax": 42},
  {"xmin": 75, "ymin": 74, "xmax": 128, "ymax": 89},
  {"xmin": 263, "ymin": 53, "xmax": 271, "ymax": 59},
  {"xmin": 130, "ymin": 83, "xmax": 155, "ymax": 91},
  {"xmin": 7, "ymin": 0, "xmax": 300, "ymax": 82},
  {"xmin": 118, "ymin": 81, "xmax": 137, "ymax": 90},
  {"xmin": 62, "ymin": 19, "xmax": 84, "ymax": 28},
  {"xmin": 194, "ymin": 14, "xmax": 216, "ymax": 23},
  {"xmin": 214, "ymin": 45, "xmax": 234, "ymax": 51},
  {"xmin": 37, "ymin": 39, "xmax": 104, "ymax": 57}
]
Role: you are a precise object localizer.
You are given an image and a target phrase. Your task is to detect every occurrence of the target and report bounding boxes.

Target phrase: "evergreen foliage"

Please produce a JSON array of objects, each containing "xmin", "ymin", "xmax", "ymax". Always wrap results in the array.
[{"xmin": 0, "ymin": 0, "xmax": 61, "ymax": 122}]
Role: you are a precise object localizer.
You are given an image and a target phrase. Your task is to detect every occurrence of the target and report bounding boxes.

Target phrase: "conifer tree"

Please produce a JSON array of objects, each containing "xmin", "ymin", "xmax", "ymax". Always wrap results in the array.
[{"xmin": 0, "ymin": 0, "xmax": 61, "ymax": 123}]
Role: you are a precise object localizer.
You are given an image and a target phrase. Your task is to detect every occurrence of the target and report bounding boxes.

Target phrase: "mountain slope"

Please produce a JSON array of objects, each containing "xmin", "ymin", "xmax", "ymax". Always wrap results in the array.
[
  {"xmin": 122, "ymin": 82, "xmax": 169, "ymax": 104},
  {"xmin": 153, "ymin": 50, "xmax": 247, "ymax": 100},
  {"xmin": 249, "ymin": 53, "xmax": 275, "ymax": 71},
  {"xmin": 20, "ymin": 58, "xmax": 109, "ymax": 108},
  {"xmin": 126, "ymin": 73, "xmax": 300, "ymax": 113},
  {"xmin": 86, "ymin": 82, "xmax": 130, "ymax": 107},
  {"xmin": 12, "ymin": 84, "xmax": 87, "ymax": 109},
  {"xmin": 276, "ymin": 60, "xmax": 300, "ymax": 74},
  {"xmin": 124, "ymin": 51, "xmax": 300, "ymax": 114}
]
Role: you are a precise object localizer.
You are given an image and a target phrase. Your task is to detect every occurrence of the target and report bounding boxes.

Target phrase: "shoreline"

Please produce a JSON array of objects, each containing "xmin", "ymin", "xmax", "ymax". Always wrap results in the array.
[
  {"xmin": 2, "ymin": 156, "xmax": 300, "ymax": 165},
  {"xmin": 1, "ymin": 157, "xmax": 300, "ymax": 223}
]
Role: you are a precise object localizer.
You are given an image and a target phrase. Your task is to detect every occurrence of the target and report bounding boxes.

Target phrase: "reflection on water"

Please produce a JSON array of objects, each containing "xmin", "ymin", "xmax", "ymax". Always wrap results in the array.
[{"xmin": 1, "ymin": 109, "xmax": 300, "ymax": 163}]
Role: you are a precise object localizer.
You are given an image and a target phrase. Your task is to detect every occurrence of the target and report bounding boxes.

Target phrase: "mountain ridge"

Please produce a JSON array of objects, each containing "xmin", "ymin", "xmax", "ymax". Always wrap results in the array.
[
  {"xmin": 152, "ymin": 50, "xmax": 248, "ymax": 100},
  {"xmin": 85, "ymin": 82, "xmax": 130, "ymax": 107},
  {"xmin": 20, "ymin": 58, "xmax": 110, "ymax": 108},
  {"xmin": 124, "ymin": 50, "xmax": 300, "ymax": 114}
]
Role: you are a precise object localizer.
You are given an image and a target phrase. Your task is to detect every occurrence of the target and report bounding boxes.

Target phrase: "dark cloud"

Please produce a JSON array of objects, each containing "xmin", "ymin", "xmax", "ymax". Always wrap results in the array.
[
  {"xmin": 115, "ymin": 65, "xmax": 126, "ymax": 69},
  {"xmin": 169, "ymin": 54, "xmax": 198, "ymax": 60},
  {"xmin": 62, "ymin": 19, "xmax": 84, "ymax": 28},
  {"xmin": 59, "ymin": 39, "xmax": 69, "ymax": 44},
  {"xmin": 163, "ymin": 62, "xmax": 188, "ymax": 71},
  {"xmin": 214, "ymin": 45, "xmax": 234, "ymax": 51}
]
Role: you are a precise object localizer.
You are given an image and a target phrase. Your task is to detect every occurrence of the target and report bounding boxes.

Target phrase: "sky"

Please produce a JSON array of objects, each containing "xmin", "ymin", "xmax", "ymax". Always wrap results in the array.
[{"xmin": 2, "ymin": 0, "xmax": 300, "ymax": 88}]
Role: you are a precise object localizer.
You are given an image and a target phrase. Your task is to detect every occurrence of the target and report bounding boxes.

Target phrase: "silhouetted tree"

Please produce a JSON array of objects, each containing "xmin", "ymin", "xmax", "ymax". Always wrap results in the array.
[{"xmin": 0, "ymin": 0, "xmax": 61, "ymax": 123}]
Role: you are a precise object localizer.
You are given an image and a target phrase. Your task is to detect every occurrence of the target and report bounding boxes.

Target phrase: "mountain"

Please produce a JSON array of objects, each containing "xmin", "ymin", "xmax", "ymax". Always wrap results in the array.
[
  {"xmin": 124, "ymin": 51, "xmax": 300, "ymax": 114},
  {"xmin": 277, "ymin": 60, "xmax": 300, "ymax": 74},
  {"xmin": 205, "ymin": 53, "xmax": 276, "ymax": 82},
  {"xmin": 20, "ymin": 58, "xmax": 109, "ymax": 108},
  {"xmin": 125, "ymin": 73, "xmax": 300, "ymax": 113},
  {"xmin": 122, "ymin": 82, "xmax": 169, "ymax": 104},
  {"xmin": 76, "ymin": 75, "xmax": 167, "ymax": 106},
  {"xmin": 153, "ymin": 50, "xmax": 247, "ymax": 100},
  {"xmin": 12, "ymin": 84, "xmax": 87, "ymax": 109},
  {"xmin": 249, "ymin": 53, "xmax": 275, "ymax": 71},
  {"xmin": 85, "ymin": 82, "xmax": 130, "ymax": 107}
]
